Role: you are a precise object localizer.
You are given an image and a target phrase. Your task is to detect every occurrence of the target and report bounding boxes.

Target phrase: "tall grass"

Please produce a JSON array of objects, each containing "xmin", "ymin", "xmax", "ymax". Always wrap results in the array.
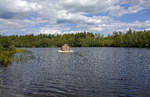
[
  {"xmin": 0, "ymin": 45, "xmax": 26, "ymax": 66},
  {"xmin": 0, "ymin": 51, "xmax": 14, "ymax": 66}
]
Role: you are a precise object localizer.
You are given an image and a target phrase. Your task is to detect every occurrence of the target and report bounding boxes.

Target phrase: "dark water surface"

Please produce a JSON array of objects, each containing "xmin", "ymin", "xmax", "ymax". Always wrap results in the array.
[{"xmin": 0, "ymin": 48, "xmax": 150, "ymax": 97}]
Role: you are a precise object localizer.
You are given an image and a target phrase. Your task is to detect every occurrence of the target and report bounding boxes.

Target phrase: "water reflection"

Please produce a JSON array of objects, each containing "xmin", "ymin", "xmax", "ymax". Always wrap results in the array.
[
  {"xmin": 0, "ymin": 48, "xmax": 150, "ymax": 97},
  {"xmin": 13, "ymin": 51, "xmax": 35, "ymax": 64},
  {"xmin": 62, "ymin": 52, "xmax": 70, "ymax": 56}
]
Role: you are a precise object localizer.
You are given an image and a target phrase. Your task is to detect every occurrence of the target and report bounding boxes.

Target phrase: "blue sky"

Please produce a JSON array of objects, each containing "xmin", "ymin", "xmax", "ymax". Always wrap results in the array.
[{"xmin": 0, "ymin": 0, "xmax": 150, "ymax": 35}]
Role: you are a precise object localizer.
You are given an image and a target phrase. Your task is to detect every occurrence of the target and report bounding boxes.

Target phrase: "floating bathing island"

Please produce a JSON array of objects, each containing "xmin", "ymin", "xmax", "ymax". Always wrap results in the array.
[
  {"xmin": 61, "ymin": 44, "xmax": 70, "ymax": 51},
  {"xmin": 58, "ymin": 44, "xmax": 73, "ymax": 53}
]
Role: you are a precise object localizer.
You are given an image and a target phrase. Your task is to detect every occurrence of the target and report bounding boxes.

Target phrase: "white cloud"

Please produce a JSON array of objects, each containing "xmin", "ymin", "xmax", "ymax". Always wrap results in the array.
[
  {"xmin": 0, "ymin": 0, "xmax": 150, "ymax": 35},
  {"xmin": 0, "ymin": 0, "xmax": 41, "ymax": 12},
  {"xmin": 111, "ymin": 0, "xmax": 150, "ymax": 16},
  {"xmin": 39, "ymin": 29, "xmax": 61, "ymax": 35}
]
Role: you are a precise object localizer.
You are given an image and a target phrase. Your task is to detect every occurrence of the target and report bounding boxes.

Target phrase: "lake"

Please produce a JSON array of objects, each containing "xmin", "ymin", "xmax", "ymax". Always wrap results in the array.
[{"xmin": 0, "ymin": 48, "xmax": 150, "ymax": 97}]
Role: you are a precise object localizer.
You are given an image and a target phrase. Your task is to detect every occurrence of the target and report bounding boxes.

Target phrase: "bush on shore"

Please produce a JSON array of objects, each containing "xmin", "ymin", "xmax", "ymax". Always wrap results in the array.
[{"xmin": 0, "ymin": 44, "xmax": 26, "ymax": 66}]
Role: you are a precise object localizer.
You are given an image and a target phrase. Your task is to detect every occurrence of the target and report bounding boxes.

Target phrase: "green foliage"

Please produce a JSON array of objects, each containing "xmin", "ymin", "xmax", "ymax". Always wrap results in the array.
[
  {"xmin": 0, "ymin": 30, "xmax": 150, "ymax": 48},
  {"xmin": 0, "ymin": 51, "xmax": 12, "ymax": 66},
  {"xmin": 0, "ymin": 44, "xmax": 16, "ymax": 66},
  {"xmin": 9, "ymin": 45, "xmax": 16, "ymax": 51}
]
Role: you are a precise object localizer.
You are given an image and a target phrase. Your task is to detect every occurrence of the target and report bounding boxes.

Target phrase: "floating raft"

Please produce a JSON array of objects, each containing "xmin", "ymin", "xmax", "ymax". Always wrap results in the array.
[{"xmin": 58, "ymin": 50, "xmax": 74, "ymax": 53}]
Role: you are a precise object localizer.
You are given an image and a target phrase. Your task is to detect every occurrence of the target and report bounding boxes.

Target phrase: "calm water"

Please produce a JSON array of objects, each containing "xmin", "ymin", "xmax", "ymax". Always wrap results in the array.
[{"xmin": 0, "ymin": 48, "xmax": 150, "ymax": 97}]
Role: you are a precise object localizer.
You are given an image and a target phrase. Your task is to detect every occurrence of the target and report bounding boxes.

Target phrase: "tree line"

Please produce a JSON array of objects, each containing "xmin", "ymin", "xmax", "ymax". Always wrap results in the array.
[{"xmin": 0, "ymin": 29, "xmax": 150, "ymax": 48}]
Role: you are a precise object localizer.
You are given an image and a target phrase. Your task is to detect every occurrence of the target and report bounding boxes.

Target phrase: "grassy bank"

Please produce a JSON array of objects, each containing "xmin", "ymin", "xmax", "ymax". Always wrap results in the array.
[
  {"xmin": 0, "ymin": 48, "xmax": 26, "ymax": 66},
  {"xmin": 16, "ymin": 49, "xmax": 26, "ymax": 53}
]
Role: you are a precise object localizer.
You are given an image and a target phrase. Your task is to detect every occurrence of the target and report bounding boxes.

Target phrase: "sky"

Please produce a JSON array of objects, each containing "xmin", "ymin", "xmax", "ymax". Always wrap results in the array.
[{"xmin": 0, "ymin": 0, "xmax": 150, "ymax": 35}]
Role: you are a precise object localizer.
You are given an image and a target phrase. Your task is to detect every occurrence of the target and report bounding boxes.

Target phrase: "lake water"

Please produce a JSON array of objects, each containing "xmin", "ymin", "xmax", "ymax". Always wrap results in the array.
[{"xmin": 0, "ymin": 48, "xmax": 150, "ymax": 97}]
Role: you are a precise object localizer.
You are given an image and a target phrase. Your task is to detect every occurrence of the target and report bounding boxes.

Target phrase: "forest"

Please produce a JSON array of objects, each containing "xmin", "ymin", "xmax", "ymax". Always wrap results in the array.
[
  {"xmin": 1, "ymin": 29, "xmax": 150, "ymax": 65},
  {"xmin": 0, "ymin": 29, "xmax": 150, "ymax": 48}
]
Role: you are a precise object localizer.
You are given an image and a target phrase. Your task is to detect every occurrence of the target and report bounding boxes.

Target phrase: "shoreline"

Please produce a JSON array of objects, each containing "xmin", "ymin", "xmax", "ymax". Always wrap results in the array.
[{"xmin": 0, "ymin": 49, "xmax": 27, "ymax": 66}]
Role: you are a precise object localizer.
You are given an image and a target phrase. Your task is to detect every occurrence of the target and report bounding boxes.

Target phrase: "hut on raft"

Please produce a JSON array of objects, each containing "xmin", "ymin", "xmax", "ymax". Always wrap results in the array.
[{"xmin": 61, "ymin": 44, "xmax": 70, "ymax": 51}]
